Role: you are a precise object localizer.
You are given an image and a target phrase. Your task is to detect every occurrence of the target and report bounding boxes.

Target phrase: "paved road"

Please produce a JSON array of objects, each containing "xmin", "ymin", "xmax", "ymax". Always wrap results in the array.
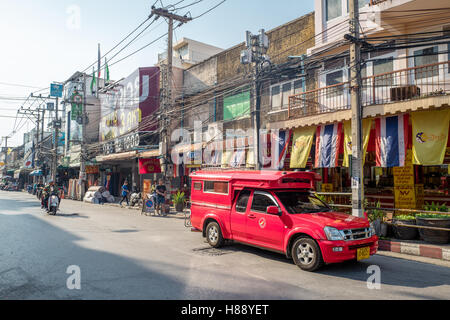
[{"xmin": 1, "ymin": 191, "xmax": 449, "ymax": 300}]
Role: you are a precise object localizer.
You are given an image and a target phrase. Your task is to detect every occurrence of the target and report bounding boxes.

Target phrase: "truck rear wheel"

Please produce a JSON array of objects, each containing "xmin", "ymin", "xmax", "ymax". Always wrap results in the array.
[
  {"xmin": 291, "ymin": 237, "xmax": 324, "ymax": 272},
  {"xmin": 206, "ymin": 221, "xmax": 224, "ymax": 248}
]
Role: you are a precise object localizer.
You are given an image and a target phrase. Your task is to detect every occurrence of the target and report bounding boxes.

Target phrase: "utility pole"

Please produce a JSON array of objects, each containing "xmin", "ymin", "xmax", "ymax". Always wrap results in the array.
[
  {"xmin": 348, "ymin": 0, "xmax": 364, "ymax": 218},
  {"xmin": 241, "ymin": 29, "xmax": 270, "ymax": 170},
  {"xmin": 152, "ymin": 7, "xmax": 191, "ymax": 178},
  {"xmin": 2, "ymin": 136, "xmax": 8, "ymax": 177},
  {"xmin": 51, "ymin": 96, "xmax": 60, "ymax": 182},
  {"xmin": 80, "ymin": 73, "xmax": 87, "ymax": 200}
]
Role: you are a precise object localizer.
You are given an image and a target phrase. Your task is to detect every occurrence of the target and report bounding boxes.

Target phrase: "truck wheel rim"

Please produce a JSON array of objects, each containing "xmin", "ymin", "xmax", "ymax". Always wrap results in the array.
[
  {"xmin": 297, "ymin": 243, "xmax": 314, "ymax": 265},
  {"xmin": 208, "ymin": 226, "xmax": 218, "ymax": 243}
]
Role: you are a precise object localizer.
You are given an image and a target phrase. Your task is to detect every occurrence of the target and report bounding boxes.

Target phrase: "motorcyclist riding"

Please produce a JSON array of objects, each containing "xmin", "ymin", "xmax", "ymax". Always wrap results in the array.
[{"xmin": 42, "ymin": 181, "xmax": 62, "ymax": 212}]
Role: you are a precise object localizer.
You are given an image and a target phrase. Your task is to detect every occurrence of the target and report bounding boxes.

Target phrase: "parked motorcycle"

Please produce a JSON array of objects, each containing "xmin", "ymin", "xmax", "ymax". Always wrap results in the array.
[{"xmin": 130, "ymin": 190, "xmax": 142, "ymax": 207}]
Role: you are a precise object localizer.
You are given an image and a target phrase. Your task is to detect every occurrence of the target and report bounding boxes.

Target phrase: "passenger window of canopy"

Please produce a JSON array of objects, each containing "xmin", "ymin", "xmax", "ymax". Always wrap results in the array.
[{"xmin": 204, "ymin": 181, "xmax": 229, "ymax": 194}]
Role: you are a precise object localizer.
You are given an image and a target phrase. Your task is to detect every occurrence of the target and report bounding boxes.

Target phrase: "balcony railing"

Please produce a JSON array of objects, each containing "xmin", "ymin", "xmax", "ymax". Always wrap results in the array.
[{"xmin": 288, "ymin": 60, "xmax": 450, "ymax": 119}]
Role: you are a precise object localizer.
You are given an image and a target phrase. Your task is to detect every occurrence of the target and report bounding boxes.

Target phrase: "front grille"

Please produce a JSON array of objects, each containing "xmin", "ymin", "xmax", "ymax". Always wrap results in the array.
[{"xmin": 340, "ymin": 228, "xmax": 371, "ymax": 241}]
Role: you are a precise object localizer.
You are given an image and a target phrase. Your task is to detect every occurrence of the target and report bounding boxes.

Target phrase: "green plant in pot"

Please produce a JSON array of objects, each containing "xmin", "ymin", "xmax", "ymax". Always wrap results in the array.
[
  {"xmin": 416, "ymin": 202, "xmax": 450, "ymax": 244},
  {"xmin": 392, "ymin": 214, "xmax": 418, "ymax": 240},
  {"xmin": 367, "ymin": 201, "xmax": 387, "ymax": 237},
  {"xmin": 172, "ymin": 191, "xmax": 186, "ymax": 213}
]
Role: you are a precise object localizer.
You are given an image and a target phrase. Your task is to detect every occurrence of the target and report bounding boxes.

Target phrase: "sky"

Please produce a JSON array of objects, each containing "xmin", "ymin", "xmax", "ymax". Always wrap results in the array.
[{"xmin": 0, "ymin": 0, "xmax": 314, "ymax": 147}]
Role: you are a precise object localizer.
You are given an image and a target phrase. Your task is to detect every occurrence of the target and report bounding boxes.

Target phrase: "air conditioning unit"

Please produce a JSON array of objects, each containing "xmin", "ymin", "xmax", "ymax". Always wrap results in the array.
[
  {"xmin": 205, "ymin": 122, "xmax": 223, "ymax": 143},
  {"xmin": 390, "ymin": 85, "xmax": 421, "ymax": 102}
]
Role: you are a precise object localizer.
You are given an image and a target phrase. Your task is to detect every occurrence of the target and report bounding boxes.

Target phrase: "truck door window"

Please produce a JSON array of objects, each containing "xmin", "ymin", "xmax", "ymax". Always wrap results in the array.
[
  {"xmin": 251, "ymin": 192, "xmax": 278, "ymax": 213},
  {"xmin": 235, "ymin": 190, "xmax": 251, "ymax": 213}
]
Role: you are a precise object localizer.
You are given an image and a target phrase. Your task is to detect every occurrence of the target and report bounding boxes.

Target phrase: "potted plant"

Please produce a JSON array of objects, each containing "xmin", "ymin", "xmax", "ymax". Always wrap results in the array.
[
  {"xmin": 367, "ymin": 201, "xmax": 388, "ymax": 237},
  {"xmin": 392, "ymin": 214, "xmax": 418, "ymax": 240},
  {"xmin": 172, "ymin": 191, "xmax": 186, "ymax": 213},
  {"xmin": 415, "ymin": 202, "xmax": 450, "ymax": 244}
]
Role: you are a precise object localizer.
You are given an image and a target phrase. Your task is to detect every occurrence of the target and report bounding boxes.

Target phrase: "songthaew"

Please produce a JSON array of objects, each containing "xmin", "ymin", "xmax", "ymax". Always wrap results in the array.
[{"xmin": 190, "ymin": 170, "xmax": 378, "ymax": 272}]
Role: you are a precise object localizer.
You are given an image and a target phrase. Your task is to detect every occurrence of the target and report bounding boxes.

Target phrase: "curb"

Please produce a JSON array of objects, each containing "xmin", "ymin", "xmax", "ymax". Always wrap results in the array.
[{"xmin": 379, "ymin": 239, "xmax": 450, "ymax": 261}]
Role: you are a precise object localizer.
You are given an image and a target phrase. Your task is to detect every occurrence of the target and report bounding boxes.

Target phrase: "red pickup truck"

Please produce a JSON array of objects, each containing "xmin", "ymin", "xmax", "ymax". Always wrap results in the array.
[{"xmin": 190, "ymin": 170, "xmax": 378, "ymax": 271}]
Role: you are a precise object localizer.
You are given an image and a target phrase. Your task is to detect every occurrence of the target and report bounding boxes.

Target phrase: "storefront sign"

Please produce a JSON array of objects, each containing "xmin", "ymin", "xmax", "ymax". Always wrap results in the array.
[
  {"xmin": 50, "ymin": 83, "xmax": 63, "ymax": 98},
  {"xmin": 99, "ymin": 67, "xmax": 160, "ymax": 142},
  {"xmin": 142, "ymin": 179, "xmax": 152, "ymax": 199},
  {"xmin": 103, "ymin": 132, "xmax": 140, "ymax": 155},
  {"xmin": 139, "ymin": 158, "xmax": 161, "ymax": 174},
  {"xmin": 321, "ymin": 183, "xmax": 333, "ymax": 192},
  {"xmin": 85, "ymin": 165, "xmax": 99, "ymax": 174},
  {"xmin": 393, "ymin": 150, "xmax": 417, "ymax": 209}
]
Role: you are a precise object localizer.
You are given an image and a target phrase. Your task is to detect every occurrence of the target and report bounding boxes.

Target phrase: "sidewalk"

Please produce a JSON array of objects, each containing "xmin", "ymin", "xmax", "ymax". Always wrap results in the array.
[
  {"xmin": 379, "ymin": 238, "xmax": 450, "ymax": 262},
  {"xmin": 100, "ymin": 200, "xmax": 190, "ymax": 219}
]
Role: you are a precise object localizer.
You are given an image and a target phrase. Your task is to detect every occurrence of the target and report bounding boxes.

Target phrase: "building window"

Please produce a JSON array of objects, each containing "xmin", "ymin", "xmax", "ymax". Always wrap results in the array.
[
  {"xmin": 444, "ymin": 26, "xmax": 450, "ymax": 70},
  {"xmin": 325, "ymin": 69, "xmax": 345, "ymax": 97},
  {"xmin": 270, "ymin": 78, "xmax": 304, "ymax": 111},
  {"xmin": 282, "ymin": 83, "xmax": 292, "ymax": 109},
  {"xmin": 271, "ymin": 85, "xmax": 281, "ymax": 110},
  {"xmin": 293, "ymin": 80, "xmax": 303, "ymax": 94},
  {"xmin": 373, "ymin": 57, "xmax": 394, "ymax": 86},
  {"xmin": 414, "ymin": 46, "xmax": 439, "ymax": 80},
  {"xmin": 326, "ymin": 0, "xmax": 342, "ymax": 21},
  {"xmin": 204, "ymin": 181, "xmax": 229, "ymax": 194}
]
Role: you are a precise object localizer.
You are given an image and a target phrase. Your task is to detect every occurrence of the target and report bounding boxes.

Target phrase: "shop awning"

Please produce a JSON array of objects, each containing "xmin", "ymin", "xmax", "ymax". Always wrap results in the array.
[
  {"xmin": 96, "ymin": 151, "xmax": 137, "ymax": 162},
  {"xmin": 30, "ymin": 170, "xmax": 43, "ymax": 176},
  {"xmin": 138, "ymin": 149, "xmax": 160, "ymax": 158}
]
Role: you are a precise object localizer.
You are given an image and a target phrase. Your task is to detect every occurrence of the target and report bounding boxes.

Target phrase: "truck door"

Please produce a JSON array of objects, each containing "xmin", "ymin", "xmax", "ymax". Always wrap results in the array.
[
  {"xmin": 247, "ymin": 190, "xmax": 286, "ymax": 251},
  {"xmin": 230, "ymin": 189, "xmax": 251, "ymax": 242}
]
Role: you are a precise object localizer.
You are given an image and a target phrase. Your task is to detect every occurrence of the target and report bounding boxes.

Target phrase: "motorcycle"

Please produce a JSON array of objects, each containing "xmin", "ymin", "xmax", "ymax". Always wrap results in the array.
[
  {"xmin": 47, "ymin": 192, "xmax": 59, "ymax": 215},
  {"xmin": 36, "ymin": 187, "xmax": 43, "ymax": 200},
  {"xmin": 130, "ymin": 191, "xmax": 142, "ymax": 207}
]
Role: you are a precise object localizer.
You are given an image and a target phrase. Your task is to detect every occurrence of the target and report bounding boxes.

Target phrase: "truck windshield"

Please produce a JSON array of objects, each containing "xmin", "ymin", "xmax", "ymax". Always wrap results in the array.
[{"xmin": 275, "ymin": 192, "xmax": 332, "ymax": 214}]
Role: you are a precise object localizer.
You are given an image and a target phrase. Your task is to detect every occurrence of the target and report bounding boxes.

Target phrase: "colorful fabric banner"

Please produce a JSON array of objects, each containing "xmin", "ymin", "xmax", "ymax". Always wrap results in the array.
[
  {"xmin": 290, "ymin": 126, "xmax": 316, "ymax": 169},
  {"xmin": 272, "ymin": 130, "xmax": 291, "ymax": 170},
  {"xmin": 343, "ymin": 119, "xmax": 373, "ymax": 167},
  {"xmin": 375, "ymin": 114, "xmax": 409, "ymax": 167},
  {"xmin": 221, "ymin": 150, "xmax": 233, "ymax": 168},
  {"xmin": 412, "ymin": 109, "xmax": 450, "ymax": 166},
  {"xmin": 315, "ymin": 123, "xmax": 343, "ymax": 168},
  {"xmin": 139, "ymin": 158, "xmax": 161, "ymax": 174},
  {"xmin": 230, "ymin": 149, "xmax": 246, "ymax": 168}
]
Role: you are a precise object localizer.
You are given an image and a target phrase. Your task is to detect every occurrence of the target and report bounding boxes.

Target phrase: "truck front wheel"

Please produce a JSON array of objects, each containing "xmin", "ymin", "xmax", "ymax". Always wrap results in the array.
[
  {"xmin": 206, "ymin": 221, "xmax": 224, "ymax": 248},
  {"xmin": 291, "ymin": 237, "xmax": 324, "ymax": 272}
]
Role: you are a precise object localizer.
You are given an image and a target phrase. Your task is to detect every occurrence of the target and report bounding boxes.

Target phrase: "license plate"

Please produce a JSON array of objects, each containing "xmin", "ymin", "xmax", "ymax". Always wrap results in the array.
[{"xmin": 357, "ymin": 247, "xmax": 370, "ymax": 261}]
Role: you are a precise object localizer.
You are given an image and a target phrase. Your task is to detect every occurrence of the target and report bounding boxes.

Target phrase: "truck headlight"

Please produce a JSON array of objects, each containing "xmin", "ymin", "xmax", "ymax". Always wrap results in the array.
[
  {"xmin": 324, "ymin": 226, "xmax": 344, "ymax": 241},
  {"xmin": 369, "ymin": 223, "xmax": 376, "ymax": 237}
]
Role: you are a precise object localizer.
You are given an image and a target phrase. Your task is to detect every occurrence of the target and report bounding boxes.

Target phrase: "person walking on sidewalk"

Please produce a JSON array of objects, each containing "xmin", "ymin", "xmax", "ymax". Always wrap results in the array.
[{"xmin": 119, "ymin": 180, "xmax": 130, "ymax": 206}]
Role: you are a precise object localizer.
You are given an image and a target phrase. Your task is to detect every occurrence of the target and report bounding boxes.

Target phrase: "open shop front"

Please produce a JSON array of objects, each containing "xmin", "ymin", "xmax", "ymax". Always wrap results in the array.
[{"xmin": 272, "ymin": 108, "xmax": 450, "ymax": 211}]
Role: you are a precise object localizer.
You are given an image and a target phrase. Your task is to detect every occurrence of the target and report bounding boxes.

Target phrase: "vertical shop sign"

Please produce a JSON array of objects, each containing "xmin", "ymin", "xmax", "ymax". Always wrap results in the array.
[{"xmin": 393, "ymin": 150, "xmax": 416, "ymax": 209}]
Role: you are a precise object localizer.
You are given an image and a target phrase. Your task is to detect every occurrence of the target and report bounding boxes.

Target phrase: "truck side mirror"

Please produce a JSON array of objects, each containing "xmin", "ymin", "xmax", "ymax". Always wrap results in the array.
[{"xmin": 267, "ymin": 206, "xmax": 281, "ymax": 216}]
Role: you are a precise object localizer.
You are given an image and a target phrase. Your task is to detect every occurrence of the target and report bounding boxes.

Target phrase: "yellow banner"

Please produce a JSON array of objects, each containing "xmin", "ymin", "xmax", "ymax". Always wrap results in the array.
[
  {"xmin": 412, "ymin": 109, "xmax": 450, "ymax": 166},
  {"xmin": 290, "ymin": 126, "xmax": 315, "ymax": 169},
  {"xmin": 343, "ymin": 119, "xmax": 372, "ymax": 167},
  {"xmin": 221, "ymin": 150, "xmax": 233, "ymax": 168},
  {"xmin": 246, "ymin": 149, "xmax": 255, "ymax": 168}
]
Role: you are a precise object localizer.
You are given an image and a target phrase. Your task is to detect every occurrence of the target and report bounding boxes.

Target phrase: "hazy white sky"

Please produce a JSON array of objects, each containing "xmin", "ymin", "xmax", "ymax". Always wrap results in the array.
[{"xmin": 0, "ymin": 0, "xmax": 314, "ymax": 147}]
